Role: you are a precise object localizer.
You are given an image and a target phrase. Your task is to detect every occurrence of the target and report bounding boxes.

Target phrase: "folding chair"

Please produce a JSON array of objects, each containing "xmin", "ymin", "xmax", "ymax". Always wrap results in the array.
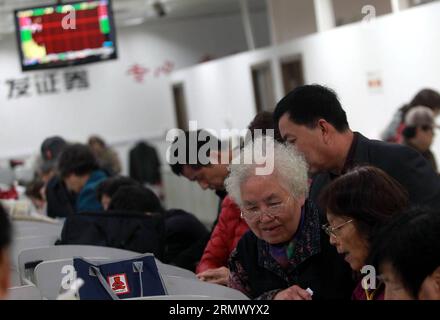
[
  {"xmin": 18, "ymin": 245, "xmax": 139, "ymax": 285},
  {"xmin": 34, "ymin": 258, "xmax": 108, "ymax": 300},
  {"xmin": 34, "ymin": 258, "xmax": 199, "ymax": 299},
  {"xmin": 13, "ymin": 221, "xmax": 63, "ymax": 238},
  {"xmin": 163, "ymin": 275, "xmax": 249, "ymax": 300},
  {"xmin": 7, "ymin": 285, "xmax": 42, "ymax": 300},
  {"xmin": 10, "ymin": 267, "xmax": 21, "ymax": 287},
  {"xmin": 10, "ymin": 235, "xmax": 60, "ymax": 269}
]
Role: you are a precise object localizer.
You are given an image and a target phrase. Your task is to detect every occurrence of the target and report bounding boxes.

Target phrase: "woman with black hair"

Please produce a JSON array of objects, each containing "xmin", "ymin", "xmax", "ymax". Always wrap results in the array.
[
  {"xmin": 57, "ymin": 143, "xmax": 108, "ymax": 212},
  {"xmin": 370, "ymin": 208, "xmax": 440, "ymax": 300},
  {"xmin": 320, "ymin": 166, "xmax": 409, "ymax": 300}
]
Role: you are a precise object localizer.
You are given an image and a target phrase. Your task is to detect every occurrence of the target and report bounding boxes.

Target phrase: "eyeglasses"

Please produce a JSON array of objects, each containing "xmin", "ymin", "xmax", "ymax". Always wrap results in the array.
[
  {"xmin": 241, "ymin": 197, "xmax": 291, "ymax": 222},
  {"xmin": 421, "ymin": 125, "xmax": 434, "ymax": 132},
  {"xmin": 322, "ymin": 219, "xmax": 353, "ymax": 238}
]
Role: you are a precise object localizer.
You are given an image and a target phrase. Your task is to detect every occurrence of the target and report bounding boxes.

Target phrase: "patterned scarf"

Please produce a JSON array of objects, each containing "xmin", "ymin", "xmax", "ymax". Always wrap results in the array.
[{"xmin": 268, "ymin": 208, "xmax": 305, "ymax": 269}]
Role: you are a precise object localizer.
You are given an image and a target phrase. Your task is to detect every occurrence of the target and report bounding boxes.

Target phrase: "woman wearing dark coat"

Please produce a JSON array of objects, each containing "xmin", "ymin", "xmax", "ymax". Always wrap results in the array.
[
  {"xmin": 319, "ymin": 166, "xmax": 409, "ymax": 300},
  {"xmin": 225, "ymin": 138, "xmax": 354, "ymax": 300}
]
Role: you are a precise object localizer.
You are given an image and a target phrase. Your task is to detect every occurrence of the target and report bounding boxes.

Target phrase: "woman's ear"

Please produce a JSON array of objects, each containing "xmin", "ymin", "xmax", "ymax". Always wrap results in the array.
[
  {"xmin": 297, "ymin": 196, "xmax": 306, "ymax": 207},
  {"xmin": 431, "ymin": 266, "xmax": 440, "ymax": 291}
]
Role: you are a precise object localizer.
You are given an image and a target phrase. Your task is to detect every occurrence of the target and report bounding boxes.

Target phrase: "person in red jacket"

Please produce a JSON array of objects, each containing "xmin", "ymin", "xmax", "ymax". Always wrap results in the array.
[
  {"xmin": 169, "ymin": 129, "xmax": 246, "ymax": 284},
  {"xmin": 168, "ymin": 112, "xmax": 279, "ymax": 285},
  {"xmin": 196, "ymin": 195, "xmax": 248, "ymax": 285}
]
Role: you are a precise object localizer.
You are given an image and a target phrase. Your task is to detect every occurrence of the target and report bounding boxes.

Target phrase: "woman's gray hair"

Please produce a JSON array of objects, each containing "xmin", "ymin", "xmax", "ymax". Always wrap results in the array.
[{"xmin": 225, "ymin": 136, "xmax": 309, "ymax": 206}]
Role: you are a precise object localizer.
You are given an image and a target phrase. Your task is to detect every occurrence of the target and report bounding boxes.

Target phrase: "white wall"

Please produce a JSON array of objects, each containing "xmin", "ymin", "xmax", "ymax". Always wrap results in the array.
[
  {"xmin": 0, "ymin": 11, "xmax": 270, "ymax": 161},
  {"xmin": 171, "ymin": 2, "xmax": 440, "ymax": 162},
  {"xmin": 0, "ymin": 11, "xmax": 269, "ymax": 225},
  {"xmin": 266, "ymin": 0, "xmax": 317, "ymax": 44}
]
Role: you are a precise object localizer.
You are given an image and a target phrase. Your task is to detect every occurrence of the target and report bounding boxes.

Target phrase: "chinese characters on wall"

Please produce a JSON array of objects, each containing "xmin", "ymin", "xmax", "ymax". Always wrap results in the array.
[
  {"xmin": 127, "ymin": 60, "xmax": 175, "ymax": 83},
  {"xmin": 4, "ymin": 70, "xmax": 90, "ymax": 99},
  {"xmin": 3, "ymin": 60, "xmax": 177, "ymax": 99}
]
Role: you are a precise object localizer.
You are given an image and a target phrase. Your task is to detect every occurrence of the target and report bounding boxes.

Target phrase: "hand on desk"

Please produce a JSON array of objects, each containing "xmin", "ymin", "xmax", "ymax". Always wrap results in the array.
[{"xmin": 196, "ymin": 266, "xmax": 230, "ymax": 286}]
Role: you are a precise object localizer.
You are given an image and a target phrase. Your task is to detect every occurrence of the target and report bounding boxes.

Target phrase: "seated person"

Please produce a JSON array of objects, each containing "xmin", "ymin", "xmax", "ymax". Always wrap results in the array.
[
  {"xmin": 370, "ymin": 208, "xmax": 440, "ymax": 300},
  {"xmin": 226, "ymin": 137, "xmax": 353, "ymax": 300},
  {"xmin": 96, "ymin": 176, "xmax": 140, "ymax": 210},
  {"xmin": 88, "ymin": 135, "xmax": 122, "ymax": 176},
  {"xmin": 39, "ymin": 136, "xmax": 67, "ymax": 183},
  {"xmin": 196, "ymin": 111, "xmax": 279, "ymax": 285},
  {"xmin": 402, "ymin": 106, "xmax": 438, "ymax": 172},
  {"xmin": 58, "ymin": 144, "xmax": 108, "ymax": 212},
  {"xmin": 109, "ymin": 185, "xmax": 209, "ymax": 271},
  {"xmin": 0, "ymin": 204, "xmax": 12, "ymax": 299},
  {"xmin": 319, "ymin": 166, "xmax": 409, "ymax": 300},
  {"xmin": 25, "ymin": 179, "xmax": 46, "ymax": 215},
  {"xmin": 169, "ymin": 129, "xmax": 248, "ymax": 283},
  {"xmin": 40, "ymin": 136, "xmax": 76, "ymax": 218}
]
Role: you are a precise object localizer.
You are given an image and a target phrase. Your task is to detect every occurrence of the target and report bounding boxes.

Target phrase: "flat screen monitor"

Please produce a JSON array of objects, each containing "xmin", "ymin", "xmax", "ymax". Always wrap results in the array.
[{"xmin": 14, "ymin": 0, "xmax": 117, "ymax": 71}]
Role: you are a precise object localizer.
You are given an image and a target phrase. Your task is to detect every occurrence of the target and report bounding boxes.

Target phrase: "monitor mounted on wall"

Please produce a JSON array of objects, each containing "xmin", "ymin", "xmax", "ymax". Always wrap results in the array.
[{"xmin": 14, "ymin": 0, "xmax": 117, "ymax": 72}]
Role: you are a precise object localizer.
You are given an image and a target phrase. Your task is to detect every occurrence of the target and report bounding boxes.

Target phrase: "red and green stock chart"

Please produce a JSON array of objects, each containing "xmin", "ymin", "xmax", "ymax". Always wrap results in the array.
[{"xmin": 15, "ymin": 0, "xmax": 116, "ymax": 70}]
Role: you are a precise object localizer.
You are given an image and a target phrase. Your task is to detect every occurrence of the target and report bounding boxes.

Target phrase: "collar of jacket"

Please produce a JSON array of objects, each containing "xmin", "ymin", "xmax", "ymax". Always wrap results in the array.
[
  {"xmin": 256, "ymin": 200, "xmax": 321, "ymax": 281},
  {"xmin": 349, "ymin": 132, "xmax": 371, "ymax": 168}
]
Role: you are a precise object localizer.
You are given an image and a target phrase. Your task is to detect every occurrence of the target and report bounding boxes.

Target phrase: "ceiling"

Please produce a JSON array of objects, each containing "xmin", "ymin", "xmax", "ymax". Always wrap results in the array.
[{"xmin": 0, "ymin": 0, "xmax": 266, "ymax": 36}]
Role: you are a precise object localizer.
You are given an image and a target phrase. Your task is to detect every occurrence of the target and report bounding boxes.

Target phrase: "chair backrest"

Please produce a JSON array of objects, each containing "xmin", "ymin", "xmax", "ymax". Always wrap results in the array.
[
  {"xmin": 34, "ymin": 258, "xmax": 106, "ymax": 300},
  {"xmin": 59, "ymin": 211, "xmax": 165, "ymax": 259},
  {"xmin": 18, "ymin": 245, "xmax": 139, "ymax": 285},
  {"xmin": 10, "ymin": 268, "xmax": 21, "ymax": 287},
  {"xmin": 34, "ymin": 258, "xmax": 198, "ymax": 300},
  {"xmin": 163, "ymin": 275, "xmax": 249, "ymax": 300},
  {"xmin": 13, "ymin": 221, "xmax": 63, "ymax": 238},
  {"xmin": 10, "ymin": 235, "xmax": 60, "ymax": 269},
  {"xmin": 7, "ymin": 285, "xmax": 42, "ymax": 300}
]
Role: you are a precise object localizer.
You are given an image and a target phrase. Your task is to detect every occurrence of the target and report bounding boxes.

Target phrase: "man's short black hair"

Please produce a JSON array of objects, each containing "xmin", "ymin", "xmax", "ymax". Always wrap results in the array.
[
  {"xmin": 369, "ymin": 207, "xmax": 440, "ymax": 298},
  {"xmin": 96, "ymin": 176, "xmax": 140, "ymax": 201},
  {"xmin": 58, "ymin": 143, "xmax": 99, "ymax": 178},
  {"xmin": 169, "ymin": 129, "xmax": 220, "ymax": 176},
  {"xmin": 109, "ymin": 185, "xmax": 164, "ymax": 213},
  {"xmin": 273, "ymin": 84, "xmax": 350, "ymax": 133},
  {"xmin": 0, "ymin": 204, "xmax": 12, "ymax": 252}
]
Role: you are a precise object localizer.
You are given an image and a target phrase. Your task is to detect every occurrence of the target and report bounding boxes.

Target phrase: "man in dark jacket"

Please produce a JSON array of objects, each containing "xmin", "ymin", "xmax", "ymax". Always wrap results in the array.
[{"xmin": 274, "ymin": 84, "xmax": 440, "ymax": 209}]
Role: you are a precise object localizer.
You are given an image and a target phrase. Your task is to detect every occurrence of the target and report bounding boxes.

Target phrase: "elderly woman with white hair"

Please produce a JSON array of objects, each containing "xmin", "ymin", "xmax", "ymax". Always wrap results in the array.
[{"xmin": 225, "ymin": 137, "xmax": 353, "ymax": 300}]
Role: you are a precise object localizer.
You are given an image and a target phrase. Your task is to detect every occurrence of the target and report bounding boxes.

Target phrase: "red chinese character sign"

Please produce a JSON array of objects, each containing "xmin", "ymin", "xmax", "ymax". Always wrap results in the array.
[
  {"xmin": 126, "ymin": 61, "xmax": 175, "ymax": 83},
  {"xmin": 127, "ymin": 64, "xmax": 150, "ymax": 83}
]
